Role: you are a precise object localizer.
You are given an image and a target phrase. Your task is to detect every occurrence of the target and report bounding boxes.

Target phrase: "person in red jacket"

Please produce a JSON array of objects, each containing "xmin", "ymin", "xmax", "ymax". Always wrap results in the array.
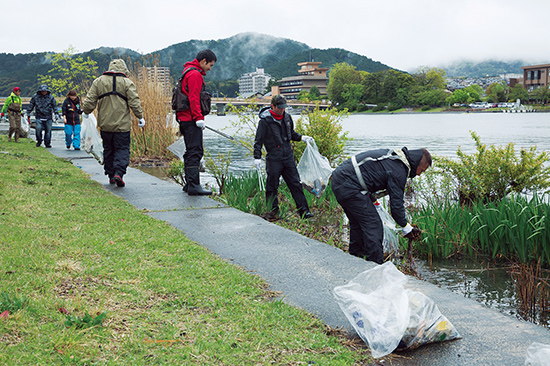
[{"xmin": 176, "ymin": 49, "xmax": 217, "ymax": 196}]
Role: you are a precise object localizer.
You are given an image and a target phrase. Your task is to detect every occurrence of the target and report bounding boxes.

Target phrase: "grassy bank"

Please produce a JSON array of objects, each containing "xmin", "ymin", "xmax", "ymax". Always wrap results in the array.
[{"xmin": 0, "ymin": 137, "xmax": 369, "ymax": 365}]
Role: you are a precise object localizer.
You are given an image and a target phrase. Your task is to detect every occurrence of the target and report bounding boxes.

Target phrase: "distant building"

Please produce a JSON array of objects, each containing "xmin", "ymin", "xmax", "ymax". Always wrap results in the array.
[
  {"xmin": 273, "ymin": 61, "xmax": 329, "ymax": 100},
  {"xmin": 239, "ymin": 68, "xmax": 273, "ymax": 95},
  {"xmin": 521, "ymin": 64, "xmax": 550, "ymax": 91},
  {"xmin": 139, "ymin": 66, "xmax": 171, "ymax": 96}
]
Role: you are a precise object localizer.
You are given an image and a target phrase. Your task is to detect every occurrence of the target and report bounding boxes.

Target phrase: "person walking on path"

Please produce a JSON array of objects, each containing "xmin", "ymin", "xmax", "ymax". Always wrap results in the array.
[
  {"xmin": 1, "ymin": 87, "xmax": 23, "ymax": 142},
  {"xmin": 62, "ymin": 90, "xmax": 83, "ymax": 150},
  {"xmin": 176, "ymin": 49, "xmax": 216, "ymax": 196},
  {"xmin": 253, "ymin": 95, "xmax": 315, "ymax": 220},
  {"xmin": 27, "ymin": 84, "xmax": 58, "ymax": 147},
  {"xmin": 82, "ymin": 59, "xmax": 145, "ymax": 188},
  {"xmin": 331, "ymin": 147, "xmax": 431, "ymax": 264}
]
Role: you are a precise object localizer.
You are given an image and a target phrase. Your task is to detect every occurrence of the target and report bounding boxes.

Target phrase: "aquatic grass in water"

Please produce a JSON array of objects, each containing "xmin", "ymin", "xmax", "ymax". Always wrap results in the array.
[{"xmin": 411, "ymin": 193, "xmax": 550, "ymax": 266}]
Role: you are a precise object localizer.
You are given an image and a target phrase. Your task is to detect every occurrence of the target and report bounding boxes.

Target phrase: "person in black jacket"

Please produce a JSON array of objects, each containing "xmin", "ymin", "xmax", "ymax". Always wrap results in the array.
[
  {"xmin": 62, "ymin": 90, "xmax": 83, "ymax": 150},
  {"xmin": 27, "ymin": 84, "xmax": 58, "ymax": 148},
  {"xmin": 254, "ymin": 95, "xmax": 314, "ymax": 220},
  {"xmin": 331, "ymin": 148, "xmax": 431, "ymax": 264}
]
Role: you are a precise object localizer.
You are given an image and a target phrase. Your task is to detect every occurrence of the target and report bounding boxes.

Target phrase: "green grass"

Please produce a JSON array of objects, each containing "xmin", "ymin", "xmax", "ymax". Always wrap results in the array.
[{"xmin": 0, "ymin": 137, "xmax": 369, "ymax": 365}]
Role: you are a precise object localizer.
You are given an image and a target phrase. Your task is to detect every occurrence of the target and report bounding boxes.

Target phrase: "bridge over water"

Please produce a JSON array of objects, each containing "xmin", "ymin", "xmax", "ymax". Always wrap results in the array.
[{"xmin": 211, "ymin": 98, "xmax": 331, "ymax": 115}]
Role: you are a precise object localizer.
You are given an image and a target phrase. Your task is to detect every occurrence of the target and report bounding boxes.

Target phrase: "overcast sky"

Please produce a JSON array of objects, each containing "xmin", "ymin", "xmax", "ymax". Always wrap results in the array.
[{"xmin": 2, "ymin": 0, "xmax": 548, "ymax": 72}]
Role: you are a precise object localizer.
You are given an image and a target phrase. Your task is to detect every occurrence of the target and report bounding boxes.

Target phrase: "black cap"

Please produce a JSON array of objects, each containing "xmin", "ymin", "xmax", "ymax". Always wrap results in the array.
[{"xmin": 271, "ymin": 95, "xmax": 287, "ymax": 109}]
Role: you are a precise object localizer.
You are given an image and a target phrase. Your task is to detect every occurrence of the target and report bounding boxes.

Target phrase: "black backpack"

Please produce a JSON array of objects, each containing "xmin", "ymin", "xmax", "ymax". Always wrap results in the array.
[{"xmin": 171, "ymin": 67, "xmax": 211, "ymax": 116}]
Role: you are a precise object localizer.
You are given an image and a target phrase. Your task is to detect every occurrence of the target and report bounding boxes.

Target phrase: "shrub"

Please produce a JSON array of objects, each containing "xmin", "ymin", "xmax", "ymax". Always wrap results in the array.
[
  {"xmin": 421, "ymin": 105, "xmax": 431, "ymax": 111},
  {"xmin": 434, "ymin": 131, "xmax": 550, "ymax": 205},
  {"xmin": 293, "ymin": 105, "xmax": 350, "ymax": 167}
]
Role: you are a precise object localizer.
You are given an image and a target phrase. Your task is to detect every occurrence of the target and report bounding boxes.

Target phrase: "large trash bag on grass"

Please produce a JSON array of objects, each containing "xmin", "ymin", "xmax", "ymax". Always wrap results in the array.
[
  {"xmin": 297, "ymin": 140, "xmax": 333, "ymax": 198},
  {"xmin": 333, "ymin": 262, "xmax": 461, "ymax": 358}
]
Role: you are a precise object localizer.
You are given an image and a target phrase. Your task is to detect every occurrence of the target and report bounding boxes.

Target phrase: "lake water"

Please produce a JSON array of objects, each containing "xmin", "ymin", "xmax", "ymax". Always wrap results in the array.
[{"xmin": 201, "ymin": 111, "xmax": 550, "ymax": 175}]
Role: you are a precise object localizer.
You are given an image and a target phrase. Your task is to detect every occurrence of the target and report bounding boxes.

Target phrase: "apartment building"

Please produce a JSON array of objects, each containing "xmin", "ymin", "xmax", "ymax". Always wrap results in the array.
[
  {"xmin": 239, "ymin": 68, "xmax": 273, "ymax": 96},
  {"xmin": 139, "ymin": 66, "xmax": 171, "ymax": 96},
  {"xmin": 521, "ymin": 64, "xmax": 550, "ymax": 91}
]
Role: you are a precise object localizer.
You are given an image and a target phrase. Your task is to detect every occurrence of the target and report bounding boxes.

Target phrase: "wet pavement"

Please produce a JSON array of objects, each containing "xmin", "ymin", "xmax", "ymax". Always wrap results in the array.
[{"xmin": 41, "ymin": 139, "xmax": 550, "ymax": 365}]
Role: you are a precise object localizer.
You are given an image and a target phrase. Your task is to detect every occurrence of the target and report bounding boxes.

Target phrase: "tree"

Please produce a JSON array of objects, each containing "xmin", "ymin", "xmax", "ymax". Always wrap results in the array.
[
  {"xmin": 414, "ymin": 66, "xmax": 447, "ymax": 90},
  {"xmin": 486, "ymin": 82, "xmax": 507, "ymax": 103},
  {"xmin": 361, "ymin": 72, "xmax": 383, "ymax": 104},
  {"xmin": 341, "ymin": 84, "xmax": 363, "ymax": 111},
  {"xmin": 327, "ymin": 63, "xmax": 363, "ymax": 108},
  {"xmin": 38, "ymin": 45, "xmax": 98, "ymax": 97},
  {"xmin": 308, "ymin": 85, "xmax": 321, "ymax": 100},
  {"xmin": 508, "ymin": 83, "xmax": 529, "ymax": 104},
  {"xmin": 264, "ymin": 79, "xmax": 279, "ymax": 95},
  {"xmin": 446, "ymin": 86, "xmax": 480, "ymax": 105}
]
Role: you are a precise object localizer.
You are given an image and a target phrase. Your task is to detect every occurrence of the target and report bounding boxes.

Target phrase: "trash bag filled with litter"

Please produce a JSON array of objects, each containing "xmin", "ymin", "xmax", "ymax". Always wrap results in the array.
[{"xmin": 297, "ymin": 140, "xmax": 333, "ymax": 198}]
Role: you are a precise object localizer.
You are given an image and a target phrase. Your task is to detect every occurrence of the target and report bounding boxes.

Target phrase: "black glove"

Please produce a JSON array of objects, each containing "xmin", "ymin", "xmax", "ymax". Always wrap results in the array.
[{"xmin": 405, "ymin": 227, "xmax": 422, "ymax": 241}]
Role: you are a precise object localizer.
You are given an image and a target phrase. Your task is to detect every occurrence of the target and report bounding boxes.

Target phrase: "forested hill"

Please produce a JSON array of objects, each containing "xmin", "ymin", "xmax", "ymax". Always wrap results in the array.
[
  {"xmin": 0, "ymin": 32, "xmax": 393, "ymax": 97},
  {"xmin": 441, "ymin": 60, "xmax": 528, "ymax": 78}
]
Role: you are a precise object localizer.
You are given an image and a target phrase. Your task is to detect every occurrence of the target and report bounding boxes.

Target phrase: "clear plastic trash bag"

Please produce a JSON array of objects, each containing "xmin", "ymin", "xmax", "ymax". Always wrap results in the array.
[
  {"xmin": 297, "ymin": 140, "xmax": 333, "ymax": 198},
  {"xmin": 374, "ymin": 201, "xmax": 400, "ymax": 256},
  {"xmin": 167, "ymin": 137, "xmax": 186, "ymax": 161},
  {"xmin": 525, "ymin": 342, "xmax": 550, "ymax": 366},
  {"xmin": 333, "ymin": 262, "xmax": 460, "ymax": 358},
  {"xmin": 81, "ymin": 114, "xmax": 104, "ymax": 165}
]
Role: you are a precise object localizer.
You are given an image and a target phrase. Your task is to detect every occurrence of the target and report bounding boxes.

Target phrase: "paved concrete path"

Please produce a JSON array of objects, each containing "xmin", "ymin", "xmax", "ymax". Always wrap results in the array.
[{"xmin": 45, "ymin": 144, "xmax": 549, "ymax": 365}]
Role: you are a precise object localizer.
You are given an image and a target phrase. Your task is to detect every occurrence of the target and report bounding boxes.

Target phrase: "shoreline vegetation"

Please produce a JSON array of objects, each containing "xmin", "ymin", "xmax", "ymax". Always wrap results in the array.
[{"xmin": 0, "ymin": 138, "xmax": 372, "ymax": 365}]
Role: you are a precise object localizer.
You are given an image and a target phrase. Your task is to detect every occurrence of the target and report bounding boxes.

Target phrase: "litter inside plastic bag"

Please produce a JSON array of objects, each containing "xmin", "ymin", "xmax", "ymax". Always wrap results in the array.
[
  {"xmin": 167, "ymin": 137, "xmax": 186, "ymax": 161},
  {"xmin": 397, "ymin": 291, "xmax": 461, "ymax": 351},
  {"xmin": 333, "ymin": 262, "xmax": 461, "ymax": 358},
  {"xmin": 297, "ymin": 140, "xmax": 333, "ymax": 198},
  {"xmin": 525, "ymin": 342, "xmax": 550, "ymax": 366},
  {"xmin": 81, "ymin": 114, "xmax": 104, "ymax": 165},
  {"xmin": 374, "ymin": 201, "xmax": 400, "ymax": 256}
]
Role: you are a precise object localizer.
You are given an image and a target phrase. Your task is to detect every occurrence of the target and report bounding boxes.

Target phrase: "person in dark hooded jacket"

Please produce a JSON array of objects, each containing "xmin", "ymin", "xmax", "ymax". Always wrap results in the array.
[
  {"xmin": 253, "ymin": 95, "xmax": 315, "ymax": 219},
  {"xmin": 331, "ymin": 147, "xmax": 431, "ymax": 264},
  {"xmin": 27, "ymin": 84, "xmax": 58, "ymax": 147}
]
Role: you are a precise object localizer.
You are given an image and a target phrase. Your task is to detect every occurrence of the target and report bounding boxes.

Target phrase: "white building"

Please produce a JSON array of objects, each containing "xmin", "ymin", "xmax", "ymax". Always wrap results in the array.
[
  {"xmin": 239, "ymin": 68, "xmax": 273, "ymax": 96},
  {"xmin": 139, "ymin": 66, "xmax": 171, "ymax": 96}
]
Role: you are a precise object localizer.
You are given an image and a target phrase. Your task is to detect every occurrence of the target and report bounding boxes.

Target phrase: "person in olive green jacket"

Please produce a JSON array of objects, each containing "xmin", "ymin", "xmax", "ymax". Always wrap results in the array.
[
  {"xmin": 1, "ymin": 87, "xmax": 23, "ymax": 142},
  {"xmin": 82, "ymin": 59, "xmax": 145, "ymax": 187}
]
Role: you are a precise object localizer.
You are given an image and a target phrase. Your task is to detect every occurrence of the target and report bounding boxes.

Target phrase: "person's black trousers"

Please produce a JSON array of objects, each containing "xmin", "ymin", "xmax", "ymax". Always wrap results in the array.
[
  {"xmin": 265, "ymin": 156, "xmax": 309, "ymax": 213},
  {"xmin": 101, "ymin": 131, "xmax": 131, "ymax": 178},
  {"xmin": 179, "ymin": 121, "xmax": 203, "ymax": 168},
  {"xmin": 331, "ymin": 173, "xmax": 384, "ymax": 264}
]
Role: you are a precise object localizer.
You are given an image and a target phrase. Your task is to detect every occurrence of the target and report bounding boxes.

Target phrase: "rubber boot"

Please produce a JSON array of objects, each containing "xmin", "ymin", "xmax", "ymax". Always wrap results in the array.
[
  {"xmin": 186, "ymin": 166, "xmax": 211, "ymax": 196},
  {"xmin": 7, "ymin": 128, "xmax": 13, "ymax": 142},
  {"xmin": 181, "ymin": 166, "xmax": 188, "ymax": 192}
]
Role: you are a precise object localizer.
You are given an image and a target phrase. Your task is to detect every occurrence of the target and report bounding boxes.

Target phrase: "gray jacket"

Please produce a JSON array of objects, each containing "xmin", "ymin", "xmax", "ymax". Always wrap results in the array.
[{"xmin": 28, "ymin": 85, "xmax": 58, "ymax": 120}]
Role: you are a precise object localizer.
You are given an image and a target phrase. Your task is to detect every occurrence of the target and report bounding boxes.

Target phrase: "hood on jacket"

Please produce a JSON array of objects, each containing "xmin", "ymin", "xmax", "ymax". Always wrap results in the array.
[
  {"xmin": 258, "ymin": 106, "xmax": 272, "ymax": 119},
  {"xmin": 106, "ymin": 59, "xmax": 130, "ymax": 76},
  {"xmin": 37, "ymin": 84, "xmax": 51, "ymax": 93},
  {"xmin": 403, "ymin": 147, "xmax": 425, "ymax": 178},
  {"xmin": 183, "ymin": 59, "xmax": 206, "ymax": 76}
]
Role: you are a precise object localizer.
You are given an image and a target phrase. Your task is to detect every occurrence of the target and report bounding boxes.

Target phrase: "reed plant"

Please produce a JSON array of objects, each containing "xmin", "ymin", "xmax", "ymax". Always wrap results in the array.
[
  {"xmin": 509, "ymin": 259, "xmax": 550, "ymax": 323},
  {"xmin": 216, "ymin": 172, "xmax": 347, "ymax": 249},
  {"xmin": 410, "ymin": 193, "xmax": 550, "ymax": 266},
  {"xmin": 127, "ymin": 59, "xmax": 178, "ymax": 161}
]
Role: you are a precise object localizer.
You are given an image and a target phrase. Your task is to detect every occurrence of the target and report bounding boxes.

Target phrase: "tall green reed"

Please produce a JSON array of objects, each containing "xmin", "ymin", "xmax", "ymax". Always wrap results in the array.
[{"xmin": 411, "ymin": 193, "xmax": 550, "ymax": 265}]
